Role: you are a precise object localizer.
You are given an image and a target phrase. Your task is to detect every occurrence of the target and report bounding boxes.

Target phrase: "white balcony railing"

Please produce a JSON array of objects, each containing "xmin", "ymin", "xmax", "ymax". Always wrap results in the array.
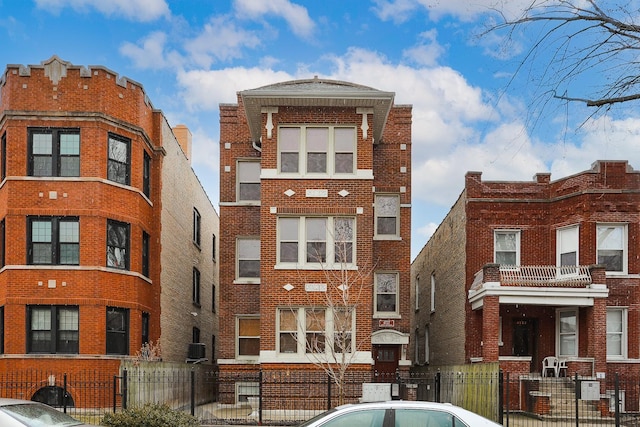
[{"xmin": 499, "ymin": 265, "xmax": 592, "ymax": 287}]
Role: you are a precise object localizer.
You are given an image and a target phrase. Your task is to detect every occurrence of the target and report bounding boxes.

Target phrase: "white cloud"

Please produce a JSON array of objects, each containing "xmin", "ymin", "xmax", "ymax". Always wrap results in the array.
[
  {"xmin": 34, "ymin": 0, "xmax": 170, "ymax": 21},
  {"xmin": 233, "ymin": 0, "xmax": 315, "ymax": 38},
  {"xmin": 185, "ymin": 16, "xmax": 262, "ymax": 68},
  {"xmin": 371, "ymin": 0, "xmax": 418, "ymax": 24},
  {"xmin": 402, "ymin": 29, "xmax": 445, "ymax": 66},
  {"xmin": 176, "ymin": 67, "xmax": 294, "ymax": 112},
  {"xmin": 120, "ymin": 31, "xmax": 183, "ymax": 70}
]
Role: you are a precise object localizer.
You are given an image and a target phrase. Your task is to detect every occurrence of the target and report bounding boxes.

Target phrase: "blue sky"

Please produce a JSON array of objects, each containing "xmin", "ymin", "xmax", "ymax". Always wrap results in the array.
[{"xmin": 2, "ymin": 0, "xmax": 640, "ymax": 260}]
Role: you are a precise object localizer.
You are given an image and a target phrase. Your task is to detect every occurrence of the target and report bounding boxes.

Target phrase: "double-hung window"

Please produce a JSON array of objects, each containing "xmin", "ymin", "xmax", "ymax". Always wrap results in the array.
[
  {"xmin": 107, "ymin": 134, "xmax": 130, "ymax": 185},
  {"xmin": 375, "ymin": 272, "xmax": 399, "ymax": 317},
  {"xmin": 107, "ymin": 219, "xmax": 129, "ymax": 270},
  {"xmin": 375, "ymin": 195, "xmax": 400, "ymax": 238},
  {"xmin": 193, "ymin": 208, "xmax": 201, "ymax": 247},
  {"xmin": 278, "ymin": 126, "xmax": 355, "ymax": 176},
  {"xmin": 237, "ymin": 316, "xmax": 260, "ymax": 358},
  {"xmin": 192, "ymin": 267, "xmax": 201, "ymax": 305},
  {"xmin": 278, "ymin": 307, "xmax": 354, "ymax": 355},
  {"xmin": 494, "ymin": 230, "xmax": 520, "ymax": 267},
  {"xmin": 557, "ymin": 309, "xmax": 577, "ymax": 357},
  {"xmin": 27, "ymin": 305, "xmax": 79, "ymax": 354},
  {"xmin": 28, "ymin": 128, "xmax": 80, "ymax": 177},
  {"xmin": 28, "ymin": 217, "xmax": 79, "ymax": 265},
  {"xmin": 236, "ymin": 237, "xmax": 260, "ymax": 281},
  {"xmin": 607, "ymin": 307, "xmax": 627, "ymax": 359},
  {"xmin": 597, "ymin": 224, "xmax": 627, "ymax": 274},
  {"xmin": 237, "ymin": 160, "xmax": 261, "ymax": 202},
  {"xmin": 277, "ymin": 217, "xmax": 355, "ymax": 268},
  {"xmin": 143, "ymin": 151, "xmax": 151, "ymax": 197},
  {"xmin": 0, "ymin": 219, "xmax": 5, "ymax": 268},
  {"xmin": 106, "ymin": 307, "xmax": 129, "ymax": 355},
  {"xmin": 142, "ymin": 231, "xmax": 150, "ymax": 277},
  {"xmin": 557, "ymin": 225, "xmax": 579, "ymax": 271}
]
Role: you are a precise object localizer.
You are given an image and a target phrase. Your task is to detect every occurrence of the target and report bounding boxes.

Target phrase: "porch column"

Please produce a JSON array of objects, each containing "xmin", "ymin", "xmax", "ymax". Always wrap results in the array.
[
  {"xmin": 586, "ymin": 297, "xmax": 607, "ymax": 375},
  {"xmin": 482, "ymin": 295, "xmax": 500, "ymax": 362}
]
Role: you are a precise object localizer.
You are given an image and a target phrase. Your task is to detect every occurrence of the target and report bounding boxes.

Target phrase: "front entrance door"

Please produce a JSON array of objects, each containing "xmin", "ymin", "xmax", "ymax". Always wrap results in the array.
[
  {"xmin": 513, "ymin": 318, "xmax": 539, "ymax": 372},
  {"xmin": 373, "ymin": 345, "xmax": 398, "ymax": 382}
]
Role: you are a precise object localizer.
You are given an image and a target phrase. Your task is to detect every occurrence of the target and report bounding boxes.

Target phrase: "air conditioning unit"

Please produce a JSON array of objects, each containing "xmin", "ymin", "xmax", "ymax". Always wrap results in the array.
[{"xmin": 187, "ymin": 343, "xmax": 206, "ymax": 360}]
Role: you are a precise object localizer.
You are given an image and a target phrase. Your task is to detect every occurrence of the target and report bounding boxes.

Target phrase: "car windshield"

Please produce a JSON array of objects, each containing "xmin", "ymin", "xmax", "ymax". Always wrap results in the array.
[{"xmin": 0, "ymin": 402, "xmax": 83, "ymax": 426}]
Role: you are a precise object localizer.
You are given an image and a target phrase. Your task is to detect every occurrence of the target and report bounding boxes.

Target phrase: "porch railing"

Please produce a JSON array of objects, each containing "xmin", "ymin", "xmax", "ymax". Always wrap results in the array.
[
  {"xmin": 472, "ymin": 265, "xmax": 592, "ymax": 288},
  {"xmin": 500, "ymin": 265, "xmax": 591, "ymax": 286}
]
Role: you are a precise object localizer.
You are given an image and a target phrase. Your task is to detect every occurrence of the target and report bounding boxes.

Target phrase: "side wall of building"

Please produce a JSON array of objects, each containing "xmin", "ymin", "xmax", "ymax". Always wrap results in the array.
[{"xmin": 411, "ymin": 192, "xmax": 467, "ymax": 367}]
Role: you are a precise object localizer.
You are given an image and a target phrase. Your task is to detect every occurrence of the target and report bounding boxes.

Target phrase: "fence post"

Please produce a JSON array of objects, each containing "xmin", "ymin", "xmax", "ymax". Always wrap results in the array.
[
  {"xmin": 498, "ymin": 370, "xmax": 504, "ymax": 425},
  {"xmin": 435, "ymin": 372, "xmax": 441, "ymax": 403},
  {"xmin": 190, "ymin": 369, "xmax": 196, "ymax": 416},
  {"xmin": 327, "ymin": 373, "xmax": 332, "ymax": 410},
  {"xmin": 614, "ymin": 373, "xmax": 620, "ymax": 427},
  {"xmin": 258, "ymin": 370, "xmax": 263, "ymax": 426},
  {"xmin": 63, "ymin": 373, "xmax": 68, "ymax": 414},
  {"xmin": 122, "ymin": 369, "xmax": 128, "ymax": 411},
  {"xmin": 574, "ymin": 373, "xmax": 579, "ymax": 427}
]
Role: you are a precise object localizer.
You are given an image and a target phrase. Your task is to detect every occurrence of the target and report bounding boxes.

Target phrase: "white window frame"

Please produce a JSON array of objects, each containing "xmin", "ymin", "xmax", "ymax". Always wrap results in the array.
[
  {"xmin": 276, "ymin": 307, "xmax": 355, "ymax": 357},
  {"xmin": 494, "ymin": 229, "xmax": 521, "ymax": 267},
  {"xmin": 277, "ymin": 125, "xmax": 356, "ymax": 177},
  {"xmin": 374, "ymin": 272, "xmax": 400, "ymax": 318},
  {"xmin": 606, "ymin": 307, "xmax": 627, "ymax": 360},
  {"xmin": 557, "ymin": 308, "xmax": 578, "ymax": 357},
  {"xmin": 276, "ymin": 216, "xmax": 356, "ymax": 269},
  {"xmin": 597, "ymin": 223, "xmax": 628, "ymax": 275},
  {"xmin": 235, "ymin": 382, "xmax": 259, "ymax": 404},
  {"xmin": 374, "ymin": 194, "xmax": 400, "ymax": 239},
  {"xmin": 430, "ymin": 273, "xmax": 436, "ymax": 313},
  {"xmin": 237, "ymin": 159, "xmax": 261, "ymax": 202},
  {"xmin": 556, "ymin": 224, "xmax": 579, "ymax": 275},
  {"xmin": 414, "ymin": 275, "xmax": 419, "ymax": 312},
  {"xmin": 236, "ymin": 237, "xmax": 260, "ymax": 283},
  {"xmin": 236, "ymin": 316, "xmax": 260, "ymax": 360}
]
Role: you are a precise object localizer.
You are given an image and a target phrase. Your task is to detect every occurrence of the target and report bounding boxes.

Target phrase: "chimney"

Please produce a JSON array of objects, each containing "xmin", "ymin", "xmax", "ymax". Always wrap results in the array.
[{"xmin": 173, "ymin": 124, "xmax": 192, "ymax": 162}]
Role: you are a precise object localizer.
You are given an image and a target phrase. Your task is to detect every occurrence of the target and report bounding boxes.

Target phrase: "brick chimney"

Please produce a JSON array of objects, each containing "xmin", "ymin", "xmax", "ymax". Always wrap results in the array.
[{"xmin": 173, "ymin": 124, "xmax": 192, "ymax": 162}]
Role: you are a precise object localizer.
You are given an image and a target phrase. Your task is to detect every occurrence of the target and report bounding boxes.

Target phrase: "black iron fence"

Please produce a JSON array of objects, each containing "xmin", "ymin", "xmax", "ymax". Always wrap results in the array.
[{"xmin": 2, "ymin": 367, "xmax": 640, "ymax": 426}]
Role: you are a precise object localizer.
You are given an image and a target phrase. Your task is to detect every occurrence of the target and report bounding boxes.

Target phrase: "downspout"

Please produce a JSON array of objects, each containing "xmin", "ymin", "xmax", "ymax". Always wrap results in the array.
[{"xmin": 252, "ymin": 137, "xmax": 262, "ymax": 153}]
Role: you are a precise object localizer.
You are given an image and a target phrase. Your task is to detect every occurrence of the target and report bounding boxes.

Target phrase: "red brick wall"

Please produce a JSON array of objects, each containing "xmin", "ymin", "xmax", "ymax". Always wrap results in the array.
[{"xmin": 0, "ymin": 59, "xmax": 165, "ymax": 373}]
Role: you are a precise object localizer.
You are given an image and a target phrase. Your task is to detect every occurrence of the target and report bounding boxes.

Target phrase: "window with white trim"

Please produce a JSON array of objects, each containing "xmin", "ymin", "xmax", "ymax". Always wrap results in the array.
[
  {"xmin": 236, "ymin": 237, "xmax": 260, "ymax": 281},
  {"xmin": 278, "ymin": 126, "xmax": 355, "ymax": 176},
  {"xmin": 424, "ymin": 325, "xmax": 430, "ymax": 364},
  {"xmin": 375, "ymin": 194, "xmax": 400, "ymax": 238},
  {"xmin": 277, "ymin": 216, "xmax": 355, "ymax": 267},
  {"xmin": 597, "ymin": 224, "xmax": 627, "ymax": 274},
  {"xmin": 494, "ymin": 230, "xmax": 520, "ymax": 266},
  {"xmin": 237, "ymin": 160, "xmax": 261, "ymax": 202},
  {"xmin": 237, "ymin": 316, "xmax": 260, "ymax": 358},
  {"xmin": 277, "ymin": 307, "xmax": 354, "ymax": 355},
  {"xmin": 430, "ymin": 273, "xmax": 435, "ymax": 313},
  {"xmin": 557, "ymin": 309, "xmax": 577, "ymax": 357},
  {"xmin": 375, "ymin": 272, "xmax": 399, "ymax": 316},
  {"xmin": 557, "ymin": 225, "xmax": 579, "ymax": 268},
  {"xmin": 607, "ymin": 307, "xmax": 627, "ymax": 359},
  {"xmin": 414, "ymin": 275, "xmax": 419, "ymax": 311}
]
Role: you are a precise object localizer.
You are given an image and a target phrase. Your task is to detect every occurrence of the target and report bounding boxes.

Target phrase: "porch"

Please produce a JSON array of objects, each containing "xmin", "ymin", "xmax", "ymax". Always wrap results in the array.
[{"xmin": 467, "ymin": 264, "xmax": 609, "ymax": 376}]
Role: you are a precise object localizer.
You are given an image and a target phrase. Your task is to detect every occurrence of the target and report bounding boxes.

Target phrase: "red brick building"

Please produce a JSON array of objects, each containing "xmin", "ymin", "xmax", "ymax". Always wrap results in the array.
[
  {"xmin": 218, "ymin": 78, "xmax": 412, "ymax": 403},
  {"xmin": 412, "ymin": 160, "xmax": 640, "ymax": 381},
  {"xmin": 0, "ymin": 56, "xmax": 218, "ymax": 405}
]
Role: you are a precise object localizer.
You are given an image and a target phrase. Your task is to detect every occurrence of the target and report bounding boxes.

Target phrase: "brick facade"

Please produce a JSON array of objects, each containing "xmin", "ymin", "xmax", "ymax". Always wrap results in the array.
[
  {"xmin": 412, "ymin": 160, "xmax": 640, "ymax": 380},
  {"xmin": 218, "ymin": 79, "xmax": 411, "ymax": 403},
  {"xmin": 0, "ymin": 56, "xmax": 218, "ymax": 402}
]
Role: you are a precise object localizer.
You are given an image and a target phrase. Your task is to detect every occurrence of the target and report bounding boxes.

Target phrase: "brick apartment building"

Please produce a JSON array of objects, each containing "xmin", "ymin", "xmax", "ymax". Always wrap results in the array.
[
  {"xmin": 218, "ymin": 78, "xmax": 412, "ymax": 403},
  {"xmin": 0, "ymin": 56, "xmax": 218, "ymax": 405},
  {"xmin": 412, "ymin": 160, "xmax": 640, "ymax": 380}
]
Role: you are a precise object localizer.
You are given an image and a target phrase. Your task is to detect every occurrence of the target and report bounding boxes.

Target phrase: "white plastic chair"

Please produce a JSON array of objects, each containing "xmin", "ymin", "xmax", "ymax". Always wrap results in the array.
[{"xmin": 542, "ymin": 356, "xmax": 559, "ymax": 377}]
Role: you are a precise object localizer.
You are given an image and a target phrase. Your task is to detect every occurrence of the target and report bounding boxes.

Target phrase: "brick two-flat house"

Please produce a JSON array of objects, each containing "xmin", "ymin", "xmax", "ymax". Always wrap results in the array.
[
  {"xmin": 218, "ymin": 78, "xmax": 412, "ymax": 403},
  {"xmin": 412, "ymin": 160, "xmax": 640, "ymax": 382},
  {"xmin": 0, "ymin": 56, "xmax": 218, "ymax": 406}
]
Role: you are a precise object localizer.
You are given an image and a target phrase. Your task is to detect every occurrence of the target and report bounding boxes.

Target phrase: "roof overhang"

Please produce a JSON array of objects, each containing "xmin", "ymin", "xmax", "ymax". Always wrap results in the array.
[
  {"xmin": 240, "ymin": 78, "xmax": 395, "ymax": 144},
  {"xmin": 468, "ymin": 282, "xmax": 609, "ymax": 310}
]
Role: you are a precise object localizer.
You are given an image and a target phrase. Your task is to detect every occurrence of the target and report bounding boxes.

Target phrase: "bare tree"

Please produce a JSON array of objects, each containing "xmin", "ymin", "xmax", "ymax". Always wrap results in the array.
[
  {"xmin": 282, "ymin": 217, "xmax": 375, "ymax": 405},
  {"xmin": 486, "ymin": 0, "xmax": 640, "ymax": 113}
]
